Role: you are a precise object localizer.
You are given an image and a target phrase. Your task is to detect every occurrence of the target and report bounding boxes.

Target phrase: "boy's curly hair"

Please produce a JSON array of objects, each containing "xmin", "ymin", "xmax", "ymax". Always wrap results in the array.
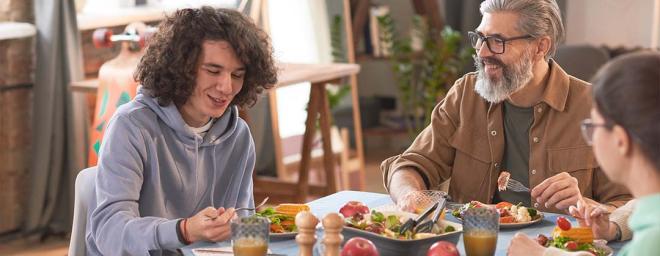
[{"xmin": 134, "ymin": 7, "xmax": 278, "ymax": 108}]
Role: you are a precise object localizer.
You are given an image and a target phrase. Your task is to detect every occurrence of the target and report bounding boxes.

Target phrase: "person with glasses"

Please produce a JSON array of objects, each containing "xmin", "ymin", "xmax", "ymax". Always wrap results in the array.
[
  {"xmin": 508, "ymin": 51, "xmax": 660, "ymax": 256},
  {"xmin": 382, "ymin": 0, "xmax": 631, "ymax": 217}
]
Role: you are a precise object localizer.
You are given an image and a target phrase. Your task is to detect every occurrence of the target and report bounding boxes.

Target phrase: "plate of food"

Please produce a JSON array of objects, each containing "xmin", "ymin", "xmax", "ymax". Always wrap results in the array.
[
  {"xmin": 339, "ymin": 201, "xmax": 462, "ymax": 256},
  {"xmin": 256, "ymin": 203, "xmax": 309, "ymax": 240},
  {"xmin": 450, "ymin": 201, "xmax": 543, "ymax": 228},
  {"xmin": 533, "ymin": 216, "xmax": 613, "ymax": 256}
]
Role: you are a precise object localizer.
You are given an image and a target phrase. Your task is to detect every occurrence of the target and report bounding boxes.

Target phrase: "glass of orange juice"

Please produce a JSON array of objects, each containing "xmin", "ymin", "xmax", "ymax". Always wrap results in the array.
[
  {"xmin": 462, "ymin": 207, "xmax": 499, "ymax": 256},
  {"xmin": 231, "ymin": 216, "xmax": 270, "ymax": 256}
]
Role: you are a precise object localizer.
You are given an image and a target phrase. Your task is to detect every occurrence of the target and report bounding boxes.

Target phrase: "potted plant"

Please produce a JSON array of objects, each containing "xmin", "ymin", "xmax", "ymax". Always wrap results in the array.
[{"xmin": 378, "ymin": 14, "xmax": 474, "ymax": 138}]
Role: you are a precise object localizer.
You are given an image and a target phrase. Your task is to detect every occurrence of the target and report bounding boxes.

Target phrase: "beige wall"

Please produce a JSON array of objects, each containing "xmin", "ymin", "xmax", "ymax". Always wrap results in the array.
[{"xmin": 566, "ymin": 0, "xmax": 659, "ymax": 48}]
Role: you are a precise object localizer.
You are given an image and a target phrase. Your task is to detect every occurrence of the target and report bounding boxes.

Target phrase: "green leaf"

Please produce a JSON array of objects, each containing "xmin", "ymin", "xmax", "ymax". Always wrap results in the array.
[
  {"xmin": 370, "ymin": 210, "xmax": 385, "ymax": 223},
  {"xmin": 385, "ymin": 215, "xmax": 399, "ymax": 229},
  {"xmin": 527, "ymin": 208, "xmax": 538, "ymax": 217},
  {"xmin": 256, "ymin": 207, "xmax": 275, "ymax": 217},
  {"xmin": 329, "ymin": 15, "xmax": 345, "ymax": 62}
]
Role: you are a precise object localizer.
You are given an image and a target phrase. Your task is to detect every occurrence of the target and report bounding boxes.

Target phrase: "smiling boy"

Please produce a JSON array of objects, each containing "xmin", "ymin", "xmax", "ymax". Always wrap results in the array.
[{"xmin": 87, "ymin": 7, "xmax": 277, "ymax": 256}]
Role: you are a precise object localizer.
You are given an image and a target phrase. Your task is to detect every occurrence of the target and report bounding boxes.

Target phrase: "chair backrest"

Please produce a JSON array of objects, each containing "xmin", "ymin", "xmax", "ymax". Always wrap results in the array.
[
  {"xmin": 69, "ymin": 166, "xmax": 97, "ymax": 256},
  {"xmin": 553, "ymin": 44, "xmax": 610, "ymax": 82}
]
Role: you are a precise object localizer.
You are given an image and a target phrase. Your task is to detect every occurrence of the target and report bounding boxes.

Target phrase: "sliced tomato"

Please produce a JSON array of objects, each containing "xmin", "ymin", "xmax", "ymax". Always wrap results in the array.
[
  {"xmin": 495, "ymin": 202, "xmax": 513, "ymax": 209},
  {"xmin": 498, "ymin": 208, "xmax": 511, "ymax": 217},
  {"xmin": 500, "ymin": 216, "xmax": 516, "ymax": 223},
  {"xmin": 564, "ymin": 241, "xmax": 578, "ymax": 251},
  {"xmin": 279, "ymin": 219, "xmax": 295, "ymax": 232},
  {"xmin": 270, "ymin": 223, "xmax": 284, "ymax": 233},
  {"xmin": 280, "ymin": 219, "xmax": 295, "ymax": 226},
  {"xmin": 556, "ymin": 216, "xmax": 572, "ymax": 231}
]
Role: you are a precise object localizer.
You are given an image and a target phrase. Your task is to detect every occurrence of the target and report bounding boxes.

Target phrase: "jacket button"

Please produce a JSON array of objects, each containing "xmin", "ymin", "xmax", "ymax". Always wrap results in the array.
[
  {"xmin": 531, "ymin": 169, "xmax": 537, "ymax": 175},
  {"xmin": 491, "ymin": 130, "xmax": 497, "ymax": 136},
  {"xmin": 494, "ymin": 163, "xmax": 500, "ymax": 168},
  {"xmin": 537, "ymin": 106, "xmax": 543, "ymax": 113},
  {"xmin": 533, "ymin": 137, "xmax": 540, "ymax": 143}
]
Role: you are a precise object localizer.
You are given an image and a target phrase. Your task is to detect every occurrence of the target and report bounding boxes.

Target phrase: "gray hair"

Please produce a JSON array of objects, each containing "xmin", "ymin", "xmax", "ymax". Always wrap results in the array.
[{"xmin": 480, "ymin": 0, "xmax": 565, "ymax": 60}]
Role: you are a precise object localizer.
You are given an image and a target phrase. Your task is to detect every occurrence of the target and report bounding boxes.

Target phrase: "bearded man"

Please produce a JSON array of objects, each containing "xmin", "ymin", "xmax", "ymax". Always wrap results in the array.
[{"xmin": 381, "ymin": 0, "xmax": 631, "ymax": 214}]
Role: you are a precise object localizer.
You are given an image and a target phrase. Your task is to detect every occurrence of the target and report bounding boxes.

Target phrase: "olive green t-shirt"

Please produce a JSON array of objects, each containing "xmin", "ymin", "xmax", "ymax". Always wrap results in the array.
[{"xmin": 494, "ymin": 101, "xmax": 533, "ymax": 206}]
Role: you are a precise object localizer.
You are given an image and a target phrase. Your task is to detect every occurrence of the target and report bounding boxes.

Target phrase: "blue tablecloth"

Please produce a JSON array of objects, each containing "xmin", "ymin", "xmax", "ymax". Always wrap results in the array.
[{"xmin": 182, "ymin": 191, "xmax": 627, "ymax": 255}]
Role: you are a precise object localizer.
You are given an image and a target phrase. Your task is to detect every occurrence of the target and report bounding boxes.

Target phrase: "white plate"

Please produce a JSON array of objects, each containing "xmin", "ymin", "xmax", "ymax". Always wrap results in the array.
[
  {"xmin": 269, "ymin": 231, "xmax": 297, "ymax": 240},
  {"xmin": 549, "ymin": 239, "xmax": 613, "ymax": 256},
  {"xmin": 449, "ymin": 208, "xmax": 545, "ymax": 229},
  {"xmin": 499, "ymin": 213, "xmax": 544, "ymax": 229}
]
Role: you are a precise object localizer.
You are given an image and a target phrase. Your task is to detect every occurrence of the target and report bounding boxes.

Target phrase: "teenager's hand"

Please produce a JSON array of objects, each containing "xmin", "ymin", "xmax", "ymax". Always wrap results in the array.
[{"xmin": 184, "ymin": 207, "xmax": 236, "ymax": 242}]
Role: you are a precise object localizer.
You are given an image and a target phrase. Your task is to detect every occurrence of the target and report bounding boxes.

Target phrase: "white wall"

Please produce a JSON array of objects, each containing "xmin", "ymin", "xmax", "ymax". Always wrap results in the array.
[
  {"xmin": 566, "ymin": 0, "xmax": 659, "ymax": 48},
  {"xmin": 269, "ymin": 0, "xmax": 331, "ymax": 138}
]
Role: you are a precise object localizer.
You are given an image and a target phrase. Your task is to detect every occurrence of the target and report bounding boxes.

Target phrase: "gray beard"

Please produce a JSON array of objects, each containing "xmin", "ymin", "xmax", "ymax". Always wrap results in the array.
[{"xmin": 473, "ymin": 51, "xmax": 534, "ymax": 103}]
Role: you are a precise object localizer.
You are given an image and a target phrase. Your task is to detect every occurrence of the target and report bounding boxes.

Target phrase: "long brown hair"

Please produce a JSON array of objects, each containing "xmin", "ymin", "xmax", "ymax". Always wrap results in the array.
[
  {"xmin": 134, "ymin": 7, "xmax": 278, "ymax": 108},
  {"xmin": 591, "ymin": 51, "xmax": 660, "ymax": 171}
]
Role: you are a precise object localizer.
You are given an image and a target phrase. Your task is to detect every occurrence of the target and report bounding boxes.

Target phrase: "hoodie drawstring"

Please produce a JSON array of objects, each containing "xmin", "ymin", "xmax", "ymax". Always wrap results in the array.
[
  {"xmin": 194, "ymin": 137, "xmax": 200, "ymax": 206},
  {"xmin": 210, "ymin": 147, "xmax": 217, "ymax": 209}
]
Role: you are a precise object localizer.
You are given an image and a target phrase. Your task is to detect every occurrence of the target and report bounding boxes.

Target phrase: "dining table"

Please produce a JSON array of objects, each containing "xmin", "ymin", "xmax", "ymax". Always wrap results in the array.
[{"xmin": 181, "ymin": 190, "xmax": 628, "ymax": 256}]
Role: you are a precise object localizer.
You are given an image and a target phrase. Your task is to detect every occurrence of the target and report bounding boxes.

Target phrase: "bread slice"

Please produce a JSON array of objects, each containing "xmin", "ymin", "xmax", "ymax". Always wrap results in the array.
[
  {"xmin": 274, "ymin": 204, "xmax": 310, "ymax": 217},
  {"xmin": 552, "ymin": 226, "xmax": 594, "ymax": 244}
]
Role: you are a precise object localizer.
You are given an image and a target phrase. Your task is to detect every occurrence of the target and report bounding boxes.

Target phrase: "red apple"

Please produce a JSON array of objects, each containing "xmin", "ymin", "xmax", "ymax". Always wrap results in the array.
[
  {"xmin": 339, "ymin": 201, "xmax": 370, "ymax": 218},
  {"xmin": 427, "ymin": 241, "xmax": 459, "ymax": 256},
  {"xmin": 341, "ymin": 237, "xmax": 379, "ymax": 256}
]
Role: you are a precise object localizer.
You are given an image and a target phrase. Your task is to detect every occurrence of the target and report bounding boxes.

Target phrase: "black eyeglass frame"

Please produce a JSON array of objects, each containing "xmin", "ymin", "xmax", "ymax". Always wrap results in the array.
[
  {"xmin": 468, "ymin": 31, "xmax": 534, "ymax": 54},
  {"xmin": 580, "ymin": 118, "xmax": 613, "ymax": 145}
]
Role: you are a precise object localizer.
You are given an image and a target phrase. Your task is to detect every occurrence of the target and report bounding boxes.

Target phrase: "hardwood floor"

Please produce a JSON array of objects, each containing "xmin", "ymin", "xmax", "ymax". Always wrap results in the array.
[{"xmin": 0, "ymin": 238, "xmax": 69, "ymax": 256}]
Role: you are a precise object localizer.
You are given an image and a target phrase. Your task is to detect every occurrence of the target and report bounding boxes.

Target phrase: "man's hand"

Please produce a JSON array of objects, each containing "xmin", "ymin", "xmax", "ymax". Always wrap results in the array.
[
  {"xmin": 569, "ymin": 198, "xmax": 617, "ymax": 241},
  {"xmin": 389, "ymin": 168, "xmax": 426, "ymax": 212},
  {"xmin": 531, "ymin": 172, "xmax": 581, "ymax": 210},
  {"xmin": 184, "ymin": 207, "xmax": 236, "ymax": 243}
]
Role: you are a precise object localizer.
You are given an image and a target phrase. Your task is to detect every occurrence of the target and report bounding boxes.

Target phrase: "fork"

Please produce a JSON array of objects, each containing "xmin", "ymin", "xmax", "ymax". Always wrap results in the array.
[
  {"xmin": 236, "ymin": 196, "xmax": 270, "ymax": 212},
  {"xmin": 205, "ymin": 197, "xmax": 269, "ymax": 220},
  {"xmin": 506, "ymin": 178, "xmax": 530, "ymax": 192}
]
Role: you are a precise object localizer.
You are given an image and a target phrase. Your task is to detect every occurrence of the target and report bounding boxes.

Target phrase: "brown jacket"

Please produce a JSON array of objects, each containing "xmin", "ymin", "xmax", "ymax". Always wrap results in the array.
[{"xmin": 381, "ymin": 61, "xmax": 631, "ymax": 213}]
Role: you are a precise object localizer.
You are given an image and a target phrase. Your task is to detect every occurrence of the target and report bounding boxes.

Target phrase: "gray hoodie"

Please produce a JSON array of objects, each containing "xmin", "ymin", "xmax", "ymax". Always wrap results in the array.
[{"xmin": 87, "ymin": 88, "xmax": 255, "ymax": 255}]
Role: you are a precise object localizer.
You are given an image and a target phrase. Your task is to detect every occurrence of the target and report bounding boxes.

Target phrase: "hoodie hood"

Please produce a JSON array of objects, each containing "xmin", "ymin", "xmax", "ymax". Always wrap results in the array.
[{"xmin": 135, "ymin": 87, "xmax": 238, "ymax": 147}]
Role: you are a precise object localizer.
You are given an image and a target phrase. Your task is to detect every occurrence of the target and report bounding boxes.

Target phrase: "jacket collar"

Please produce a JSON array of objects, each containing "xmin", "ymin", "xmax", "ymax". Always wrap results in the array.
[{"xmin": 540, "ymin": 59, "xmax": 571, "ymax": 112}]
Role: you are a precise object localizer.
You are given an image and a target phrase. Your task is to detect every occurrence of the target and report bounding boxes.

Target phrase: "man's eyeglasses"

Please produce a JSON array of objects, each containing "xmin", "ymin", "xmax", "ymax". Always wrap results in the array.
[
  {"xmin": 468, "ymin": 31, "xmax": 534, "ymax": 54},
  {"xmin": 580, "ymin": 119, "xmax": 611, "ymax": 145}
]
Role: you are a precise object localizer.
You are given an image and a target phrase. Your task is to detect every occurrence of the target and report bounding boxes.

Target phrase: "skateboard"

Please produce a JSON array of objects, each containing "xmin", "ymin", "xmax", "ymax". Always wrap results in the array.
[{"xmin": 87, "ymin": 22, "xmax": 156, "ymax": 166}]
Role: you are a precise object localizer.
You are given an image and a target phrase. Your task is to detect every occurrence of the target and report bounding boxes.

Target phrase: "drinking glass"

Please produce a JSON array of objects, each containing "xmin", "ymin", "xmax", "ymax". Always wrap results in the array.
[
  {"xmin": 462, "ymin": 207, "xmax": 499, "ymax": 256},
  {"xmin": 231, "ymin": 216, "xmax": 270, "ymax": 256}
]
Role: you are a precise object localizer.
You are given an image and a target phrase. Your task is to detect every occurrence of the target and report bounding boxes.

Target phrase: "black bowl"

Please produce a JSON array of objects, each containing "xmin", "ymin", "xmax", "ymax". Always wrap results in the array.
[{"xmin": 341, "ymin": 220, "xmax": 463, "ymax": 256}]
